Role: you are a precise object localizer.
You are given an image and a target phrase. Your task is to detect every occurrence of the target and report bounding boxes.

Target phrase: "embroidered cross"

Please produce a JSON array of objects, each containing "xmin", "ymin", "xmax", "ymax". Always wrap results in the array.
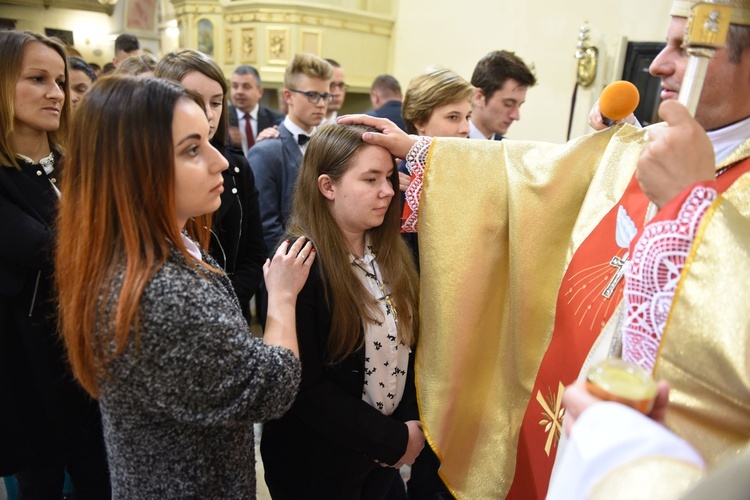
[
  {"xmin": 602, "ymin": 253, "xmax": 628, "ymax": 299},
  {"xmin": 537, "ymin": 381, "xmax": 566, "ymax": 456}
]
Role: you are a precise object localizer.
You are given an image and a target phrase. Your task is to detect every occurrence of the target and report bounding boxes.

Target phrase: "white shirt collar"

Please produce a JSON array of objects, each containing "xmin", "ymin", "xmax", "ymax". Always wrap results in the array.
[
  {"xmin": 180, "ymin": 233, "xmax": 203, "ymax": 262},
  {"xmin": 236, "ymin": 103, "xmax": 259, "ymax": 121},
  {"xmin": 17, "ymin": 151, "xmax": 54, "ymax": 174},
  {"xmin": 283, "ymin": 116, "xmax": 315, "ymax": 153},
  {"xmin": 707, "ymin": 115, "xmax": 750, "ymax": 164},
  {"xmin": 469, "ymin": 119, "xmax": 495, "ymax": 140}
]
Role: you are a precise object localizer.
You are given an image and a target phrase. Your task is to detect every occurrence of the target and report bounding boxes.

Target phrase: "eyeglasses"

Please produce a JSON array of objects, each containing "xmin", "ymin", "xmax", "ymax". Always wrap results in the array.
[
  {"xmin": 289, "ymin": 89, "xmax": 334, "ymax": 104},
  {"xmin": 330, "ymin": 82, "xmax": 349, "ymax": 91}
]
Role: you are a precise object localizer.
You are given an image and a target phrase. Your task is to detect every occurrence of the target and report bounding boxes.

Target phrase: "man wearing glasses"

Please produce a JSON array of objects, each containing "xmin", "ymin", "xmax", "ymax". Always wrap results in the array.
[
  {"xmin": 323, "ymin": 59, "xmax": 347, "ymax": 125},
  {"xmin": 248, "ymin": 53, "xmax": 334, "ymax": 252}
]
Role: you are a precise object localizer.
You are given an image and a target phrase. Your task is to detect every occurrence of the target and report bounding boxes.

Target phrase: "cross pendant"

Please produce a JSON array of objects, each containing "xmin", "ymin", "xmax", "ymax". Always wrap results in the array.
[
  {"xmin": 377, "ymin": 286, "xmax": 398, "ymax": 324},
  {"xmin": 602, "ymin": 254, "xmax": 628, "ymax": 299}
]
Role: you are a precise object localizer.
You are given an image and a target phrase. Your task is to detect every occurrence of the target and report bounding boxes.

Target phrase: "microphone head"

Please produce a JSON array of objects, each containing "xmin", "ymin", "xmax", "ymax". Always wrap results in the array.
[{"xmin": 599, "ymin": 81, "xmax": 640, "ymax": 121}]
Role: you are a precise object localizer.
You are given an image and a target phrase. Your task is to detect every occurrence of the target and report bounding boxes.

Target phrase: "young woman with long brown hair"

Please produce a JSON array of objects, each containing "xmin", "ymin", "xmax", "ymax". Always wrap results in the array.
[
  {"xmin": 0, "ymin": 30, "xmax": 110, "ymax": 498},
  {"xmin": 260, "ymin": 123, "xmax": 425, "ymax": 499},
  {"xmin": 56, "ymin": 75, "xmax": 314, "ymax": 498},
  {"xmin": 154, "ymin": 48, "xmax": 267, "ymax": 320}
]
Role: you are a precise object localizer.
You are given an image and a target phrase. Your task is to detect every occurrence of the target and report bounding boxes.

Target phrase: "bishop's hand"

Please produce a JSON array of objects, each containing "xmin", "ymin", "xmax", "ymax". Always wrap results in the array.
[
  {"xmin": 636, "ymin": 100, "xmax": 715, "ymax": 209},
  {"xmin": 337, "ymin": 114, "xmax": 418, "ymax": 159}
]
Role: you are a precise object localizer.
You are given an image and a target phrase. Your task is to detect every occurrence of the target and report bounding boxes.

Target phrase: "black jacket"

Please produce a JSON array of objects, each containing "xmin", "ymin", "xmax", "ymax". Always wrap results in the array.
[
  {"xmin": 260, "ymin": 261, "xmax": 419, "ymax": 498},
  {"xmin": 209, "ymin": 142, "xmax": 267, "ymax": 315},
  {"xmin": 0, "ymin": 157, "xmax": 105, "ymax": 475}
]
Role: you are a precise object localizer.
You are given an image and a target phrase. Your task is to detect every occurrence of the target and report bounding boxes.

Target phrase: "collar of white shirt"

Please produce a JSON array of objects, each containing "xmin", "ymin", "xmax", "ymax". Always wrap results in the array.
[
  {"xmin": 707, "ymin": 115, "xmax": 750, "ymax": 164},
  {"xmin": 468, "ymin": 119, "xmax": 495, "ymax": 140},
  {"xmin": 235, "ymin": 103, "xmax": 259, "ymax": 122},
  {"xmin": 283, "ymin": 116, "xmax": 316, "ymax": 153},
  {"xmin": 180, "ymin": 233, "xmax": 203, "ymax": 262}
]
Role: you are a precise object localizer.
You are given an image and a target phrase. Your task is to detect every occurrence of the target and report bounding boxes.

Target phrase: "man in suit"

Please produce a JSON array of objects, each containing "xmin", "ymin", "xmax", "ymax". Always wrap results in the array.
[
  {"xmin": 469, "ymin": 50, "xmax": 536, "ymax": 140},
  {"xmin": 247, "ymin": 53, "xmax": 333, "ymax": 252},
  {"xmin": 228, "ymin": 65, "xmax": 284, "ymax": 154},
  {"xmin": 322, "ymin": 58, "xmax": 347, "ymax": 125},
  {"xmin": 367, "ymin": 75, "xmax": 407, "ymax": 132}
]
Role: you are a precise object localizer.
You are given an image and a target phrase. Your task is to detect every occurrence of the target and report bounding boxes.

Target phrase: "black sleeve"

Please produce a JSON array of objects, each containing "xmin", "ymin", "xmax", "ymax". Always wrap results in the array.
[
  {"xmin": 286, "ymin": 263, "xmax": 409, "ymax": 465},
  {"xmin": 227, "ymin": 152, "xmax": 267, "ymax": 303}
]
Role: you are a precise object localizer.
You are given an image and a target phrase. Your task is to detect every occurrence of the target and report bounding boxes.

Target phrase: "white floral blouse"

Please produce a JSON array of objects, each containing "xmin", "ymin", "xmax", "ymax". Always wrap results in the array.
[{"xmin": 350, "ymin": 244, "xmax": 409, "ymax": 416}]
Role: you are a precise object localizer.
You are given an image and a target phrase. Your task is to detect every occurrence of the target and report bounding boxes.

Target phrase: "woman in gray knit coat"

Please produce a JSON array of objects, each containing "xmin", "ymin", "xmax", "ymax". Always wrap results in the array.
[{"xmin": 55, "ymin": 76, "xmax": 315, "ymax": 499}]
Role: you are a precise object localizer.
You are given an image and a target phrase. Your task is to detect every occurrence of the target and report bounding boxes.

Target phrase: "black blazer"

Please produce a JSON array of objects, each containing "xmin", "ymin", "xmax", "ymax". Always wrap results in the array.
[
  {"xmin": 260, "ymin": 261, "xmax": 419, "ymax": 498},
  {"xmin": 0, "ymin": 159, "xmax": 105, "ymax": 475},
  {"xmin": 209, "ymin": 142, "xmax": 267, "ymax": 315}
]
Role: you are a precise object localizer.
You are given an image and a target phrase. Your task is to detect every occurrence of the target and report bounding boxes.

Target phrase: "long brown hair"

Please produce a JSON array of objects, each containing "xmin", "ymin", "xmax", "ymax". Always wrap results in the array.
[
  {"xmin": 287, "ymin": 123, "xmax": 419, "ymax": 362},
  {"xmin": 154, "ymin": 49, "xmax": 229, "ymax": 145},
  {"xmin": 0, "ymin": 30, "xmax": 71, "ymax": 168},
  {"xmin": 56, "ymin": 76, "xmax": 213, "ymax": 397}
]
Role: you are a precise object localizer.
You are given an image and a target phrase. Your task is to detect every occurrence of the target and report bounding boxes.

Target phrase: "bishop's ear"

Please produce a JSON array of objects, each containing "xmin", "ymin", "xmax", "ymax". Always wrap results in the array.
[{"xmin": 318, "ymin": 174, "xmax": 335, "ymax": 200}]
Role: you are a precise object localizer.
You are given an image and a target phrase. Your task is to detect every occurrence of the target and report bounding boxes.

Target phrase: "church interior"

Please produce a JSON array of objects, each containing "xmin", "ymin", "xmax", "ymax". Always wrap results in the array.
[
  {"xmin": 0, "ymin": 0, "xmax": 700, "ymax": 498},
  {"xmin": 0, "ymin": 0, "xmax": 673, "ymax": 142}
]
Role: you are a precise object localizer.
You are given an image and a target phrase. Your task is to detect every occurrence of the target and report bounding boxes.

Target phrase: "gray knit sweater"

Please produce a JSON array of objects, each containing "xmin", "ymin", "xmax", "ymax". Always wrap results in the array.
[{"xmin": 98, "ymin": 249, "xmax": 300, "ymax": 499}]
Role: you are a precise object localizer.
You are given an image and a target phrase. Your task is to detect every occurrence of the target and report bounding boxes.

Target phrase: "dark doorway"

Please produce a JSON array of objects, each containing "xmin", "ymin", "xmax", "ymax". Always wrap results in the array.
[{"xmin": 621, "ymin": 41, "xmax": 666, "ymax": 126}]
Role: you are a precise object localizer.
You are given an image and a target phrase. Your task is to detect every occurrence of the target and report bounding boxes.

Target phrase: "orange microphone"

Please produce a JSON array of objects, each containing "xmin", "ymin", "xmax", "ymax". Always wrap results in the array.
[{"xmin": 599, "ymin": 80, "xmax": 640, "ymax": 126}]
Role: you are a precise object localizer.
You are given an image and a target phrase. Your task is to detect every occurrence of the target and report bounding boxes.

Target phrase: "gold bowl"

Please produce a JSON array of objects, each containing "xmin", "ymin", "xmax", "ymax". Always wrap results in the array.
[{"xmin": 585, "ymin": 358, "xmax": 658, "ymax": 414}]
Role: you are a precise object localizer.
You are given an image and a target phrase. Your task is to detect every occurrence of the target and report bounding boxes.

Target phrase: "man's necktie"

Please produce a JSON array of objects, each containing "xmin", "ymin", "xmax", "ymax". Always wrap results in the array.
[
  {"xmin": 298, "ymin": 134, "xmax": 310, "ymax": 146},
  {"xmin": 244, "ymin": 114, "xmax": 255, "ymax": 148}
]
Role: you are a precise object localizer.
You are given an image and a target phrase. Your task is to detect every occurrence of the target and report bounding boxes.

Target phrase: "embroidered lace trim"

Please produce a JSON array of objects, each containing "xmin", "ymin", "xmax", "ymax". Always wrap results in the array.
[
  {"xmin": 622, "ymin": 187, "xmax": 717, "ymax": 371},
  {"xmin": 402, "ymin": 136, "xmax": 433, "ymax": 233}
]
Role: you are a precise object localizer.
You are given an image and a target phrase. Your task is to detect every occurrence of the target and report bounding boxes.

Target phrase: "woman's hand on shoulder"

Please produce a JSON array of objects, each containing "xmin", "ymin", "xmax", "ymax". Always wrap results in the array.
[{"xmin": 263, "ymin": 237, "xmax": 316, "ymax": 300}]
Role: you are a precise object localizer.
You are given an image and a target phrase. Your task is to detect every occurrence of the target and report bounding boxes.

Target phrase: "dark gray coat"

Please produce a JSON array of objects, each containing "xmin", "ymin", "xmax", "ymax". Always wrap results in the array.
[{"xmin": 98, "ymin": 249, "xmax": 300, "ymax": 499}]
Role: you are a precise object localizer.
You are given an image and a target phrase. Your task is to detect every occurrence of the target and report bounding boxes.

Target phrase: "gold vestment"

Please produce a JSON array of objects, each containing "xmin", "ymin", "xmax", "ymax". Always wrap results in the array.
[{"xmin": 417, "ymin": 125, "xmax": 750, "ymax": 498}]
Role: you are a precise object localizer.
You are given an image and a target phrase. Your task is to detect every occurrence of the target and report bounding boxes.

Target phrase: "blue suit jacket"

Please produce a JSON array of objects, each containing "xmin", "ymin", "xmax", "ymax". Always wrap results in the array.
[
  {"xmin": 366, "ymin": 100, "xmax": 407, "ymax": 132},
  {"xmin": 246, "ymin": 123, "xmax": 303, "ymax": 252}
]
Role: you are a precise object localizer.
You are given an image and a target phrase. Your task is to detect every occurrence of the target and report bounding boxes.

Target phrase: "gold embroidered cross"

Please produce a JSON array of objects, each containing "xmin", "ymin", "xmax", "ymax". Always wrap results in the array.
[{"xmin": 537, "ymin": 381, "xmax": 566, "ymax": 456}]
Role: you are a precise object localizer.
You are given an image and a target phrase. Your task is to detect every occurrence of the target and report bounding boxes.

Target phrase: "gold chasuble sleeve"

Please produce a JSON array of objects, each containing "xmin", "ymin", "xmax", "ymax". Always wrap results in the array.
[
  {"xmin": 416, "ymin": 124, "xmax": 648, "ymax": 499},
  {"xmin": 656, "ymin": 171, "xmax": 750, "ymax": 470}
]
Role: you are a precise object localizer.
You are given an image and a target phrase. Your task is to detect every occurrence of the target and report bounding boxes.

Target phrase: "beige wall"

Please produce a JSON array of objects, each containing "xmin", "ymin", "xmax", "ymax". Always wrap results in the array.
[
  {"xmin": 391, "ymin": 0, "xmax": 673, "ymax": 142},
  {"xmin": 0, "ymin": 2, "xmax": 161, "ymax": 66}
]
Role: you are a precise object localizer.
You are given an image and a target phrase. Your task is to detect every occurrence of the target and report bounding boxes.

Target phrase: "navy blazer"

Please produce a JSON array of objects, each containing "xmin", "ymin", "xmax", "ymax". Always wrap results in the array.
[
  {"xmin": 246, "ymin": 123, "xmax": 303, "ymax": 252},
  {"xmin": 366, "ymin": 100, "xmax": 407, "ymax": 132}
]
